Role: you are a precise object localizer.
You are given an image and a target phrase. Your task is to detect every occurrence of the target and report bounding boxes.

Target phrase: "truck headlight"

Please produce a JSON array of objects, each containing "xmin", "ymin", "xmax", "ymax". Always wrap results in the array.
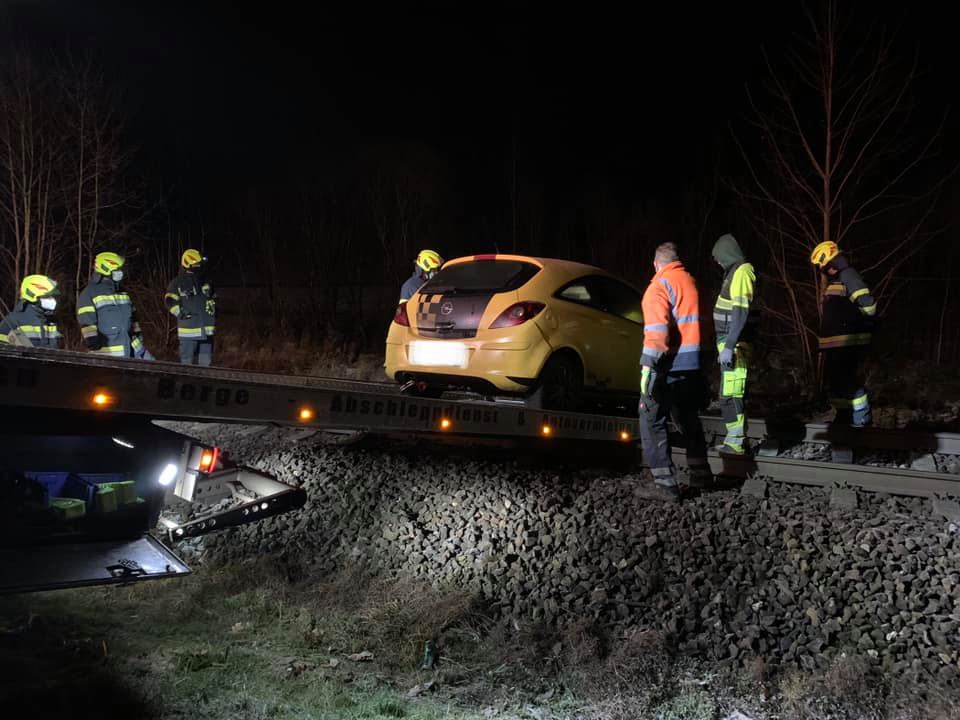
[{"xmin": 158, "ymin": 463, "xmax": 178, "ymax": 486}]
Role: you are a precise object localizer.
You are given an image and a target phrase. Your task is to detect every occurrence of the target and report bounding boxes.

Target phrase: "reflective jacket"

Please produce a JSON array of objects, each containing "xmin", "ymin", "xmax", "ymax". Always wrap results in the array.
[
  {"xmin": 165, "ymin": 270, "xmax": 215, "ymax": 339},
  {"xmin": 77, "ymin": 274, "xmax": 145, "ymax": 357},
  {"xmin": 641, "ymin": 260, "xmax": 702, "ymax": 372},
  {"xmin": 819, "ymin": 255, "xmax": 876, "ymax": 350},
  {"xmin": 714, "ymin": 263, "xmax": 758, "ymax": 348},
  {"xmin": 0, "ymin": 301, "xmax": 61, "ymax": 348}
]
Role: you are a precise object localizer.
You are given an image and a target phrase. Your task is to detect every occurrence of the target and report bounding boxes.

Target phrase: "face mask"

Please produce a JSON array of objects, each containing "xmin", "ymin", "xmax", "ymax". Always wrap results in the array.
[
  {"xmin": 40, "ymin": 297, "xmax": 57, "ymax": 312},
  {"xmin": 112, "ymin": 270, "xmax": 124, "ymax": 282}
]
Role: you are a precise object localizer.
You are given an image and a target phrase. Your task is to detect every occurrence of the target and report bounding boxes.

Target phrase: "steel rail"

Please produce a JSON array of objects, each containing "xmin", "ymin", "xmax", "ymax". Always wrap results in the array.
[{"xmin": 671, "ymin": 448, "xmax": 960, "ymax": 500}]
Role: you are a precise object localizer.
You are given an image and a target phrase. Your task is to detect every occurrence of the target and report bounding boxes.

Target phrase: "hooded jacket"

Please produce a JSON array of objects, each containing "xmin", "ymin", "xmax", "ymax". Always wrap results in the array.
[
  {"xmin": 712, "ymin": 234, "xmax": 758, "ymax": 348},
  {"xmin": 0, "ymin": 301, "xmax": 61, "ymax": 348},
  {"xmin": 819, "ymin": 254, "xmax": 876, "ymax": 349}
]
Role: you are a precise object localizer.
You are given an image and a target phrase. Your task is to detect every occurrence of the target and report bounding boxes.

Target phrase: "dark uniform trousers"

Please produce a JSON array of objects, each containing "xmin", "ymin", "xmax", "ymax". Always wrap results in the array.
[
  {"xmin": 824, "ymin": 345, "xmax": 871, "ymax": 427},
  {"xmin": 180, "ymin": 338, "xmax": 214, "ymax": 366},
  {"xmin": 638, "ymin": 371, "xmax": 709, "ymax": 486}
]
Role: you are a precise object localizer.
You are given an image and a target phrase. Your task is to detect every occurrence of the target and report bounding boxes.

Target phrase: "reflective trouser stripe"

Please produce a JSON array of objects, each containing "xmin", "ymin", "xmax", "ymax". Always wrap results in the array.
[
  {"xmin": 203, "ymin": 326, "xmax": 215, "ymax": 334},
  {"xmin": 96, "ymin": 345, "xmax": 126, "ymax": 356},
  {"xmin": 719, "ymin": 341, "xmax": 749, "ymax": 450},
  {"xmin": 80, "ymin": 325, "xmax": 98, "ymax": 338},
  {"xmin": 651, "ymin": 466, "xmax": 677, "ymax": 488},
  {"xmin": 852, "ymin": 393, "xmax": 869, "ymax": 410},
  {"xmin": 178, "ymin": 327, "xmax": 204, "ymax": 338}
]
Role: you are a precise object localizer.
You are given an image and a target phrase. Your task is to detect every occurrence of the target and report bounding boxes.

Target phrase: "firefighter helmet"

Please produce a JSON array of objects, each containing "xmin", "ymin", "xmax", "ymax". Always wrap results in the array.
[
  {"xmin": 416, "ymin": 249, "xmax": 443, "ymax": 274},
  {"xmin": 810, "ymin": 241, "xmax": 840, "ymax": 268},
  {"xmin": 20, "ymin": 274, "xmax": 58, "ymax": 303},
  {"xmin": 181, "ymin": 248, "xmax": 204, "ymax": 269},
  {"xmin": 94, "ymin": 251, "xmax": 125, "ymax": 276}
]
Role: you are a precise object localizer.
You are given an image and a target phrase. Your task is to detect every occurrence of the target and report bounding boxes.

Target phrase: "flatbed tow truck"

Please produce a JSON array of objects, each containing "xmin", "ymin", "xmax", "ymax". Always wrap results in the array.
[{"xmin": 0, "ymin": 346, "xmax": 642, "ymax": 594}]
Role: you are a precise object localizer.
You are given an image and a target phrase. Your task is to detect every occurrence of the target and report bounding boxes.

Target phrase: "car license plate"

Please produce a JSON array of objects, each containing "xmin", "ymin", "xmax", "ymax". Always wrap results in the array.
[{"xmin": 408, "ymin": 341, "xmax": 468, "ymax": 368}]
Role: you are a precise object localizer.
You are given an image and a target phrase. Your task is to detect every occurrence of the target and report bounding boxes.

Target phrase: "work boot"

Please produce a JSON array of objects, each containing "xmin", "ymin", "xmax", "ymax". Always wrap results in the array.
[
  {"xmin": 714, "ymin": 442, "xmax": 749, "ymax": 458},
  {"xmin": 631, "ymin": 478, "xmax": 681, "ymax": 504},
  {"xmin": 687, "ymin": 467, "xmax": 714, "ymax": 489}
]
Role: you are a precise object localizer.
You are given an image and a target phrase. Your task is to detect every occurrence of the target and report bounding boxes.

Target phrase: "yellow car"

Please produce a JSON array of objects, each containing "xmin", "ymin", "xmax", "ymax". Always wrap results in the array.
[{"xmin": 385, "ymin": 254, "xmax": 645, "ymax": 410}]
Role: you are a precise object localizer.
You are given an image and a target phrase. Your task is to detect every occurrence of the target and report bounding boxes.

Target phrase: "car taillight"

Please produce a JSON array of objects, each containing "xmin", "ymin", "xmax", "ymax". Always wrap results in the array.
[
  {"xmin": 393, "ymin": 303, "xmax": 411, "ymax": 327},
  {"xmin": 489, "ymin": 301, "xmax": 545, "ymax": 329}
]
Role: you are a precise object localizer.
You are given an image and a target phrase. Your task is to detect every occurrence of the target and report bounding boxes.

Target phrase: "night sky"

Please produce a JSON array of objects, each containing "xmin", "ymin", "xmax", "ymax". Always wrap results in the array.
[{"xmin": 3, "ymin": 0, "xmax": 958, "ymax": 227}]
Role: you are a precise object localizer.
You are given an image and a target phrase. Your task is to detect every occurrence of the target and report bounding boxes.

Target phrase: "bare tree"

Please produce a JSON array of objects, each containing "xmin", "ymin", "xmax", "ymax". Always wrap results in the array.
[
  {"xmin": 0, "ymin": 51, "xmax": 68, "ymax": 312},
  {"xmin": 733, "ymin": 1, "xmax": 953, "ymax": 373}
]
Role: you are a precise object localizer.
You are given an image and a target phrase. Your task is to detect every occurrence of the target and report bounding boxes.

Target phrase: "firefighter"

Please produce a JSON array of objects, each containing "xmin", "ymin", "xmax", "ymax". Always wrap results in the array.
[
  {"xmin": 165, "ymin": 249, "xmax": 216, "ymax": 366},
  {"xmin": 77, "ymin": 251, "xmax": 154, "ymax": 359},
  {"xmin": 399, "ymin": 249, "xmax": 444, "ymax": 303},
  {"xmin": 0, "ymin": 275, "xmax": 62, "ymax": 348},
  {"xmin": 712, "ymin": 233, "xmax": 759, "ymax": 455},
  {"xmin": 811, "ymin": 241, "xmax": 876, "ymax": 427},
  {"xmin": 638, "ymin": 242, "xmax": 711, "ymax": 501}
]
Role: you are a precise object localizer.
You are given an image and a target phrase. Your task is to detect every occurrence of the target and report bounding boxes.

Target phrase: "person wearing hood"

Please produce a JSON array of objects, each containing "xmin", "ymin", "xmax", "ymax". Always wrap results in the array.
[
  {"xmin": 77, "ymin": 251, "xmax": 154, "ymax": 360},
  {"xmin": 810, "ymin": 241, "xmax": 875, "ymax": 427},
  {"xmin": 0, "ymin": 274, "xmax": 62, "ymax": 348},
  {"xmin": 711, "ymin": 234, "xmax": 759, "ymax": 455}
]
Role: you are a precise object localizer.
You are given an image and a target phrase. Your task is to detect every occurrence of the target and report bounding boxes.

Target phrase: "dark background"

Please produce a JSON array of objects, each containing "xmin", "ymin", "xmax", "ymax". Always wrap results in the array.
[{"xmin": 2, "ymin": 0, "xmax": 959, "ymax": 378}]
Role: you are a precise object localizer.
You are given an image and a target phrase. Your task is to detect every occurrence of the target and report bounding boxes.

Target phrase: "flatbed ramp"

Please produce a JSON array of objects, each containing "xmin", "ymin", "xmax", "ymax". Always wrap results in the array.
[{"xmin": 0, "ymin": 347, "xmax": 636, "ymax": 443}]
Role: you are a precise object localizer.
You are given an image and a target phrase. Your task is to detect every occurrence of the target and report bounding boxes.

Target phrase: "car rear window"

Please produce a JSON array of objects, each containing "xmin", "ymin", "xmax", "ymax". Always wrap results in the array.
[{"xmin": 421, "ymin": 260, "xmax": 540, "ymax": 295}]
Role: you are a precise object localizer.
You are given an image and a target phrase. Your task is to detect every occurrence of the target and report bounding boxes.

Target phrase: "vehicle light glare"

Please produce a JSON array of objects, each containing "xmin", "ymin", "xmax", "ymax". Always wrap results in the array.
[
  {"xmin": 298, "ymin": 407, "xmax": 314, "ymax": 421},
  {"xmin": 440, "ymin": 418, "xmax": 452, "ymax": 430},
  {"xmin": 619, "ymin": 431, "xmax": 630, "ymax": 441},
  {"xmin": 92, "ymin": 391, "xmax": 112, "ymax": 407},
  {"xmin": 541, "ymin": 425, "xmax": 552, "ymax": 436},
  {"xmin": 158, "ymin": 463, "xmax": 178, "ymax": 486}
]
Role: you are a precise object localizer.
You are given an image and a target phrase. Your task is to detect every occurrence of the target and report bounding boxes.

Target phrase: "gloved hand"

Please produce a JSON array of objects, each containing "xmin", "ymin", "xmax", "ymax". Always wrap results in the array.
[
  {"xmin": 640, "ymin": 365, "xmax": 658, "ymax": 396},
  {"xmin": 718, "ymin": 346, "xmax": 734, "ymax": 370}
]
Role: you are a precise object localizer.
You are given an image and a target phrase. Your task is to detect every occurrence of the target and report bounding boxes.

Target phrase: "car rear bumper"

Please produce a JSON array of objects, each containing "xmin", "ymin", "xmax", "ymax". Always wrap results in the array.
[{"xmin": 385, "ymin": 327, "xmax": 552, "ymax": 394}]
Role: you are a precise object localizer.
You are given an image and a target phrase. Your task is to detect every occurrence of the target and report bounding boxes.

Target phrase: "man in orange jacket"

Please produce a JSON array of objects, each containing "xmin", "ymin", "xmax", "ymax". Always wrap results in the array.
[{"xmin": 638, "ymin": 242, "xmax": 711, "ymax": 501}]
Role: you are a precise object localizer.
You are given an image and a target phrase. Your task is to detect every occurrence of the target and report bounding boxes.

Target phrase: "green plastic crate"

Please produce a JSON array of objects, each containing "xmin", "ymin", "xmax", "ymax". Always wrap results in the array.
[
  {"xmin": 50, "ymin": 497, "xmax": 86, "ymax": 521},
  {"xmin": 99, "ymin": 480, "xmax": 136, "ymax": 505},
  {"xmin": 93, "ymin": 486, "xmax": 118, "ymax": 514}
]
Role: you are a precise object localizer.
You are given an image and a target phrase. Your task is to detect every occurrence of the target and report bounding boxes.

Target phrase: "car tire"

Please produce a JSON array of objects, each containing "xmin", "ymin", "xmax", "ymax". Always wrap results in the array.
[{"xmin": 538, "ymin": 354, "xmax": 583, "ymax": 411}]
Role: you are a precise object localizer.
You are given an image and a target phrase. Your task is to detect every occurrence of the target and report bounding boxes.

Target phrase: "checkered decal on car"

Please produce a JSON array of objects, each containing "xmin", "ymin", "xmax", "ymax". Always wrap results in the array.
[{"xmin": 417, "ymin": 294, "xmax": 444, "ymax": 329}]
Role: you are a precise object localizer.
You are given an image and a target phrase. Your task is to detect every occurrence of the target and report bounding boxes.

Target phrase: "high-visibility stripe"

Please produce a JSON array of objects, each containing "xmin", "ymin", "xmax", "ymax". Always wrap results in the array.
[
  {"xmin": 861, "ymin": 304, "xmax": 876, "ymax": 316},
  {"xmin": 852, "ymin": 393, "xmax": 869, "ymax": 410},
  {"xmin": 91, "ymin": 293, "xmax": 131, "ymax": 308},
  {"xmin": 0, "ymin": 335, "xmax": 7, "ymax": 344},
  {"xmin": 819, "ymin": 333, "xmax": 871, "ymax": 349},
  {"xmin": 178, "ymin": 328, "xmax": 203, "ymax": 338},
  {"xmin": 676, "ymin": 315, "xmax": 699, "ymax": 324},
  {"xmin": 95, "ymin": 345, "xmax": 126, "ymax": 356},
  {"xmin": 715, "ymin": 297, "xmax": 734, "ymax": 310},
  {"xmin": 824, "ymin": 283, "xmax": 847, "ymax": 296},
  {"xmin": 849, "ymin": 287, "xmax": 870, "ymax": 302},
  {"xmin": 164, "ymin": 293, "xmax": 179, "ymax": 301},
  {"xmin": 77, "ymin": 305, "xmax": 95, "ymax": 315},
  {"xmin": 80, "ymin": 325, "xmax": 98, "ymax": 338},
  {"xmin": 644, "ymin": 323, "xmax": 668, "ymax": 332},
  {"xmin": 203, "ymin": 326, "xmax": 215, "ymax": 334},
  {"xmin": 170, "ymin": 305, "xmax": 181, "ymax": 317}
]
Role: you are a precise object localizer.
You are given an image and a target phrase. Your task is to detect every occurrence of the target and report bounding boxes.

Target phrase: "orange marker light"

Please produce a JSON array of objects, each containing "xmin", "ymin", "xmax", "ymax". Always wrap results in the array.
[
  {"xmin": 92, "ymin": 391, "xmax": 112, "ymax": 408},
  {"xmin": 619, "ymin": 431, "xmax": 631, "ymax": 441},
  {"xmin": 440, "ymin": 418, "xmax": 452, "ymax": 430},
  {"xmin": 298, "ymin": 407, "xmax": 314, "ymax": 421},
  {"xmin": 198, "ymin": 447, "xmax": 220, "ymax": 473},
  {"xmin": 541, "ymin": 425, "xmax": 552, "ymax": 436}
]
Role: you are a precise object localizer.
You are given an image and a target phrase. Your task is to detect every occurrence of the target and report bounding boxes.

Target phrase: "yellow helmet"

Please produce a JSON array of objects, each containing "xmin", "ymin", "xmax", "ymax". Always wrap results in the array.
[
  {"xmin": 20, "ymin": 274, "xmax": 58, "ymax": 302},
  {"xmin": 181, "ymin": 248, "xmax": 204, "ymax": 268},
  {"xmin": 810, "ymin": 241, "xmax": 840, "ymax": 268},
  {"xmin": 416, "ymin": 249, "xmax": 443, "ymax": 273},
  {"xmin": 94, "ymin": 251, "xmax": 125, "ymax": 275}
]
